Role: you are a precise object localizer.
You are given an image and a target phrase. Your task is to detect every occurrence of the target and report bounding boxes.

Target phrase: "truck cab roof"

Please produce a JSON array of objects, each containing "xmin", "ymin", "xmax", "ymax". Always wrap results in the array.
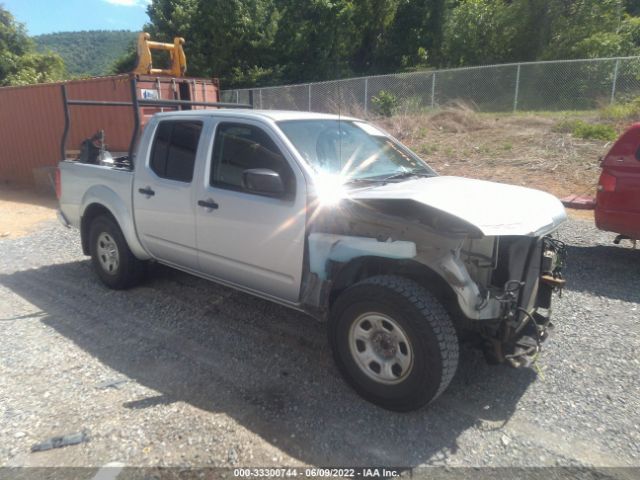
[{"xmin": 152, "ymin": 109, "xmax": 359, "ymax": 123}]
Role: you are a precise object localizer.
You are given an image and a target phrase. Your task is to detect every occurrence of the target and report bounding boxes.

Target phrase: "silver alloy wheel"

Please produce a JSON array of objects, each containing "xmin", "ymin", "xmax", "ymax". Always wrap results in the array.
[
  {"xmin": 348, "ymin": 312, "xmax": 414, "ymax": 384},
  {"xmin": 96, "ymin": 232, "xmax": 120, "ymax": 275}
]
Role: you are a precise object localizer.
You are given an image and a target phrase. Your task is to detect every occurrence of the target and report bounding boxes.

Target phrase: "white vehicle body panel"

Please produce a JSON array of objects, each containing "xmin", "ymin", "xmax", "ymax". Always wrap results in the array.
[
  {"xmin": 351, "ymin": 176, "xmax": 567, "ymax": 237},
  {"xmin": 308, "ymin": 233, "xmax": 417, "ymax": 280},
  {"xmin": 132, "ymin": 115, "xmax": 207, "ymax": 271},
  {"xmin": 194, "ymin": 117, "xmax": 308, "ymax": 302},
  {"xmin": 58, "ymin": 162, "xmax": 150, "ymax": 260}
]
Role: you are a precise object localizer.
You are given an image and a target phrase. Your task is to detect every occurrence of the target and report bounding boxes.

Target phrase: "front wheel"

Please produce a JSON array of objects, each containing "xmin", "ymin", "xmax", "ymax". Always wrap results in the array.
[
  {"xmin": 329, "ymin": 275, "xmax": 459, "ymax": 411},
  {"xmin": 89, "ymin": 215, "xmax": 145, "ymax": 290}
]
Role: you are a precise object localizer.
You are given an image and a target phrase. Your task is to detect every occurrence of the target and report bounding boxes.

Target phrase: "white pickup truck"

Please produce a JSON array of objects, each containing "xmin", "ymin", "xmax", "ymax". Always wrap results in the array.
[{"xmin": 58, "ymin": 109, "xmax": 567, "ymax": 411}]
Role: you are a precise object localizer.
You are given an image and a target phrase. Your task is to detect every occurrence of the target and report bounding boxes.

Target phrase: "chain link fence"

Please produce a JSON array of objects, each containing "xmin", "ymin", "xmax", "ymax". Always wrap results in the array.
[{"xmin": 220, "ymin": 56, "xmax": 640, "ymax": 116}]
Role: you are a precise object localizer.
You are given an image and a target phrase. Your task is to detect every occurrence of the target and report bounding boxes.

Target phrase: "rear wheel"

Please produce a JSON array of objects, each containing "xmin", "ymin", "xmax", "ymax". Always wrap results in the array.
[
  {"xmin": 89, "ymin": 215, "xmax": 145, "ymax": 289},
  {"xmin": 329, "ymin": 275, "xmax": 458, "ymax": 411}
]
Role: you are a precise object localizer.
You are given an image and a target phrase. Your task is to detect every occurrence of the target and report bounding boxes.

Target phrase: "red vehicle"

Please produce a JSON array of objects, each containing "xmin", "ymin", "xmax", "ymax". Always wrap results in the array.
[{"xmin": 595, "ymin": 122, "xmax": 640, "ymax": 244}]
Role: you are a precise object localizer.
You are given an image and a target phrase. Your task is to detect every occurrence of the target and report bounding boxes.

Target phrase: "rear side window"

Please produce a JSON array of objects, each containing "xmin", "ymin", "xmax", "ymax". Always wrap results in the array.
[
  {"xmin": 150, "ymin": 120, "xmax": 203, "ymax": 182},
  {"xmin": 210, "ymin": 123, "xmax": 295, "ymax": 195}
]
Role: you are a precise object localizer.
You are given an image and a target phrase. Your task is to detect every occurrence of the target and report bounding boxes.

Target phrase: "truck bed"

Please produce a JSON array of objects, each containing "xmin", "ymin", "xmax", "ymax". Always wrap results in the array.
[{"xmin": 58, "ymin": 160, "xmax": 134, "ymax": 230}]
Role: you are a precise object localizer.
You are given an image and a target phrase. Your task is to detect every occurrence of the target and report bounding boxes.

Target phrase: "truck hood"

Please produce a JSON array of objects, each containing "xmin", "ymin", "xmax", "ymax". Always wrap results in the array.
[{"xmin": 349, "ymin": 176, "xmax": 567, "ymax": 236}]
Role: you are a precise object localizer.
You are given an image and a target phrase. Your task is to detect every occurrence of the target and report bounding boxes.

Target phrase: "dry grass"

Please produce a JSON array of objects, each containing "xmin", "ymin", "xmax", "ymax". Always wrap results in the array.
[
  {"xmin": 375, "ymin": 106, "xmax": 616, "ymax": 199},
  {"xmin": 427, "ymin": 101, "xmax": 487, "ymax": 133}
]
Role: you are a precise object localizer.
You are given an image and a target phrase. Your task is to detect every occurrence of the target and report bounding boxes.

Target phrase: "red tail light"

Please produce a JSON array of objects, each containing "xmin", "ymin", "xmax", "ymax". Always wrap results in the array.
[
  {"xmin": 598, "ymin": 172, "xmax": 617, "ymax": 193},
  {"xmin": 55, "ymin": 168, "xmax": 61, "ymax": 199}
]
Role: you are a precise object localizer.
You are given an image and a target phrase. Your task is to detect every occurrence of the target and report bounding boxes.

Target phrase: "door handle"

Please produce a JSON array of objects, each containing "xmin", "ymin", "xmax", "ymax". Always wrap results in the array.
[
  {"xmin": 198, "ymin": 199, "xmax": 219, "ymax": 210},
  {"xmin": 138, "ymin": 187, "xmax": 155, "ymax": 197}
]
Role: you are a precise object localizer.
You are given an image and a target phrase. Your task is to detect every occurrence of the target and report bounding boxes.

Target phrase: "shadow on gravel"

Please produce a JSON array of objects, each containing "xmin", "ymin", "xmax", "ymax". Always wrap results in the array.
[
  {"xmin": 0, "ymin": 261, "xmax": 537, "ymax": 467},
  {"xmin": 564, "ymin": 244, "xmax": 640, "ymax": 303}
]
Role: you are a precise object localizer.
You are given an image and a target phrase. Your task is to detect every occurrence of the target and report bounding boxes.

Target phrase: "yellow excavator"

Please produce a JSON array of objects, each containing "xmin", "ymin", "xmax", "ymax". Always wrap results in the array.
[{"xmin": 133, "ymin": 32, "xmax": 187, "ymax": 77}]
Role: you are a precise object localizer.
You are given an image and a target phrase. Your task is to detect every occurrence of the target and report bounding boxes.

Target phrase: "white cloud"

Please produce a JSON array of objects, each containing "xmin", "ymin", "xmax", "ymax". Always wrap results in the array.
[{"xmin": 103, "ymin": 0, "xmax": 150, "ymax": 7}]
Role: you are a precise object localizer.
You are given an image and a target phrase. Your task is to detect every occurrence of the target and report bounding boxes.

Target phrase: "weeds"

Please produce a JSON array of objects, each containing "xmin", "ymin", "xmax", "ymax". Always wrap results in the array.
[
  {"xmin": 428, "ymin": 101, "xmax": 485, "ymax": 133},
  {"xmin": 419, "ymin": 144, "xmax": 438, "ymax": 155},
  {"xmin": 599, "ymin": 96, "xmax": 640, "ymax": 121},
  {"xmin": 572, "ymin": 121, "xmax": 617, "ymax": 141},
  {"xmin": 553, "ymin": 119, "xmax": 617, "ymax": 141},
  {"xmin": 371, "ymin": 90, "xmax": 399, "ymax": 117}
]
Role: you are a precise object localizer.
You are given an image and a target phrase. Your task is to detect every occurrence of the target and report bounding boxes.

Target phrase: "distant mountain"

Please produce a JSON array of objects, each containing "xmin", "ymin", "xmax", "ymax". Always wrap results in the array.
[{"xmin": 34, "ymin": 30, "xmax": 138, "ymax": 77}]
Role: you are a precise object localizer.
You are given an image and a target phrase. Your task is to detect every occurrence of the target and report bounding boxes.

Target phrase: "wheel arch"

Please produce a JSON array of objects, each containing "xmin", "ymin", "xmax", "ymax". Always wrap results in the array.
[
  {"xmin": 328, "ymin": 256, "xmax": 459, "ymax": 315},
  {"xmin": 79, "ymin": 185, "xmax": 149, "ymax": 260},
  {"xmin": 81, "ymin": 203, "xmax": 115, "ymax": 255}
]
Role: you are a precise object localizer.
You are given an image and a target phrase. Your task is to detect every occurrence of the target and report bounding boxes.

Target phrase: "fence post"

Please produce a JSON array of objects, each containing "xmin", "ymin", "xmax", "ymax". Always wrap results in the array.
[
  {"xmin": 236, "ymin": 90, "xmax": 239, "ymax": 104},
  {"xmin": 308, "ymin": 84, "xmax": 312, "ymax": 112},
  {"xmin": 259, "ymin": 88, "xmax": 263, "ymax": 109},
  {"xmin": 431, "ymin": 72, "xmax": 436, "ymax": 108},
  {"xmin": 364, "ymin": 78, "xmax": 369, "ymax": 115},
  {"xmin": 513, "ymin": 64, "xmax": 521, "ymax": 113},
  {"xmin": 611, "ymin": 58, "xmax": 620, "ymax": 105}
]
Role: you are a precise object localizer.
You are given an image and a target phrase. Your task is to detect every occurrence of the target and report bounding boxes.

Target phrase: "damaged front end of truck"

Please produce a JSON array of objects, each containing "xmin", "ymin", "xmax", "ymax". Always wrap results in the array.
[
  {"xmin": 300, "ymin": 175, "xmax": 567, "ymax": 368},
  {"xmin": 464, "ymin": 234, "xmax": 567, "ymax": 367}
]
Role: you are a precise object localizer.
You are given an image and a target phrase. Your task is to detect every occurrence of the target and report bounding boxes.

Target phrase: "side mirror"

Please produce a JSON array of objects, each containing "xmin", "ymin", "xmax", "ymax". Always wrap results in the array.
[{"xmin": 242, "ymin": 168, "xmax": 285, "ymax": 197}]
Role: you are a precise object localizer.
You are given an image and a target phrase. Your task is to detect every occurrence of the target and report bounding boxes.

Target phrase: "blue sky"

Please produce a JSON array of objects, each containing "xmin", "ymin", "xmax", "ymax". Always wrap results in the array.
[{"xmin": 3, "ymin": 0, "xmax": 150, "ymax": 35}]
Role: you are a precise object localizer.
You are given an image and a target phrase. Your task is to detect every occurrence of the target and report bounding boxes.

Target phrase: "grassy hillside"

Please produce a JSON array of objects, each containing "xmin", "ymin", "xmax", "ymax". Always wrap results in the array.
[{"xmin": 34, "ymin": 30, "xmax": 137, "ymax": 77}]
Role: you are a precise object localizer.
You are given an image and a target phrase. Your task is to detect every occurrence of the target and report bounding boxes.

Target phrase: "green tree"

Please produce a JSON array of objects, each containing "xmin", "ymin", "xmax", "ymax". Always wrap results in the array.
[
  {"xmin": 0, "ymin": 6, "xmax": 64, "ymax": 85},
  {"xmin": 350, "ymin": 0, "xmax": 401, "ymax": 73},
  {"xmin": 138, "ymin": 0, "xmax": 639, "ymax": 87},
  {"xmin": 441, "ymin": 0, "xmax": 515, "ymax": 66},
  {"xmin": 626, "ymin": 0, "xmax": 640, "ymax": 16},
  {"xmin": 272, "ymin": 0, "xmax": 358, "ymax": 83},
  {"xmin": 144, "ymin": 0, "xmax": 280, "ymax": 88},
  {"xmin": 541, "ymin": 0, "xmax": 629, "ymax": 59},
  {"xmin": 441, "ymin": 0, "xmax": 639, "ymax": 67},
  {"xmin": 111, "ymin": 41, "xmax": 137, "ymax": 75},
  {"xmin": 382, "ymin": 0, "xmax": 447, "ymax": 69}
]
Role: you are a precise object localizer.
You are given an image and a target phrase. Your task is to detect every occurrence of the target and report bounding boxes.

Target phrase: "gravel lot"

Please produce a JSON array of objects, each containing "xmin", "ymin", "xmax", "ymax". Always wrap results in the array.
[{"xmin": 0, "ymin": 217, "xmax": 638, "ymax": 469}]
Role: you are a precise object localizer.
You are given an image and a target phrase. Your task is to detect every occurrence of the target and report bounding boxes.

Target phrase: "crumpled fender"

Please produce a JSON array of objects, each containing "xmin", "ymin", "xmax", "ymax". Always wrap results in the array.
[
  {"xmin": 308, "ymin": 232, "xmax": 502, "ymax": 320},
  {"xmin": 308, "ymin": 233, "xmax": 417, "ymax": 280}
]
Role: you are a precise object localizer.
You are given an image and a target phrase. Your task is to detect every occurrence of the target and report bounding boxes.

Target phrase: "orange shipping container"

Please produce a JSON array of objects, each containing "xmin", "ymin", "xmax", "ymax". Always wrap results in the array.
[{"xmin": 0, "ymin": 74, "xmax": 220, "ymax": 186}]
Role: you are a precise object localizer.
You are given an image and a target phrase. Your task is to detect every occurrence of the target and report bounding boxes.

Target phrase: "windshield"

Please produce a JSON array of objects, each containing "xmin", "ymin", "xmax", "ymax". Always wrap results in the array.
[{"xmin": 277, "ymin": 120, "xmax": 436, "ymax": 182}]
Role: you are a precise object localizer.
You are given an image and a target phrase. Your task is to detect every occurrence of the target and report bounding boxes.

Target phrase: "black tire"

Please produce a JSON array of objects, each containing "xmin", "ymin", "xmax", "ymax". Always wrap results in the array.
[
  {"xmin": 329, "ymin": 275, "xmax": 459, "ymax": 411},
  {"xmin": 88, "ymin": 215, "xmax": 145, "ymax": 290}
]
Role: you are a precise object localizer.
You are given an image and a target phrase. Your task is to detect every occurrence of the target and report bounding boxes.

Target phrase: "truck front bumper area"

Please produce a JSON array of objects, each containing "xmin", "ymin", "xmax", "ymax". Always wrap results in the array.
[
  {"xmin": 484, "ymin": 307, "xmax": 553, "ymax": 368},
  {"xmin": 482, "ymin": 236, "xmax": 566, "ymax": 367}
]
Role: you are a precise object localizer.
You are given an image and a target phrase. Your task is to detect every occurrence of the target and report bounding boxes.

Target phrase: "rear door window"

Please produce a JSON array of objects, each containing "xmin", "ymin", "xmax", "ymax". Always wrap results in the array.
[{"xmin": 150, "ymin": 120, "xmax": 203, "ymax": 183}]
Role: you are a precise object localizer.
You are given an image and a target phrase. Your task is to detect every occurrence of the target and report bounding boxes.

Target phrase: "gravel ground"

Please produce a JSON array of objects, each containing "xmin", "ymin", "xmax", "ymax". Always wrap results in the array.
[{"xmin": 0, "ymin": 218, "xmax": 638, "ymax": 469}]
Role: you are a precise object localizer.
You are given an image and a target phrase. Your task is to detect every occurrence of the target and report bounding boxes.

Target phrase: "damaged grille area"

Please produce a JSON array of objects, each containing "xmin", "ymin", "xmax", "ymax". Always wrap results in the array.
[{"xmin": 465, "ymin": 234, "xmax": 567, "ymax": 368}]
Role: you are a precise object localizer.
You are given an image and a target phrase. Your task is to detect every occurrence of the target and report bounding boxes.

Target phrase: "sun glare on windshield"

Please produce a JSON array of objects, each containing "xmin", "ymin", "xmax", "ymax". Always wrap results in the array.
[
  {"xmin": 278, "ymin": 119, "xmax": 434, "ymax": 184},
  {"xmin": 312, "ymin": 172, "xmax": 349, "ymax": 206}
]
